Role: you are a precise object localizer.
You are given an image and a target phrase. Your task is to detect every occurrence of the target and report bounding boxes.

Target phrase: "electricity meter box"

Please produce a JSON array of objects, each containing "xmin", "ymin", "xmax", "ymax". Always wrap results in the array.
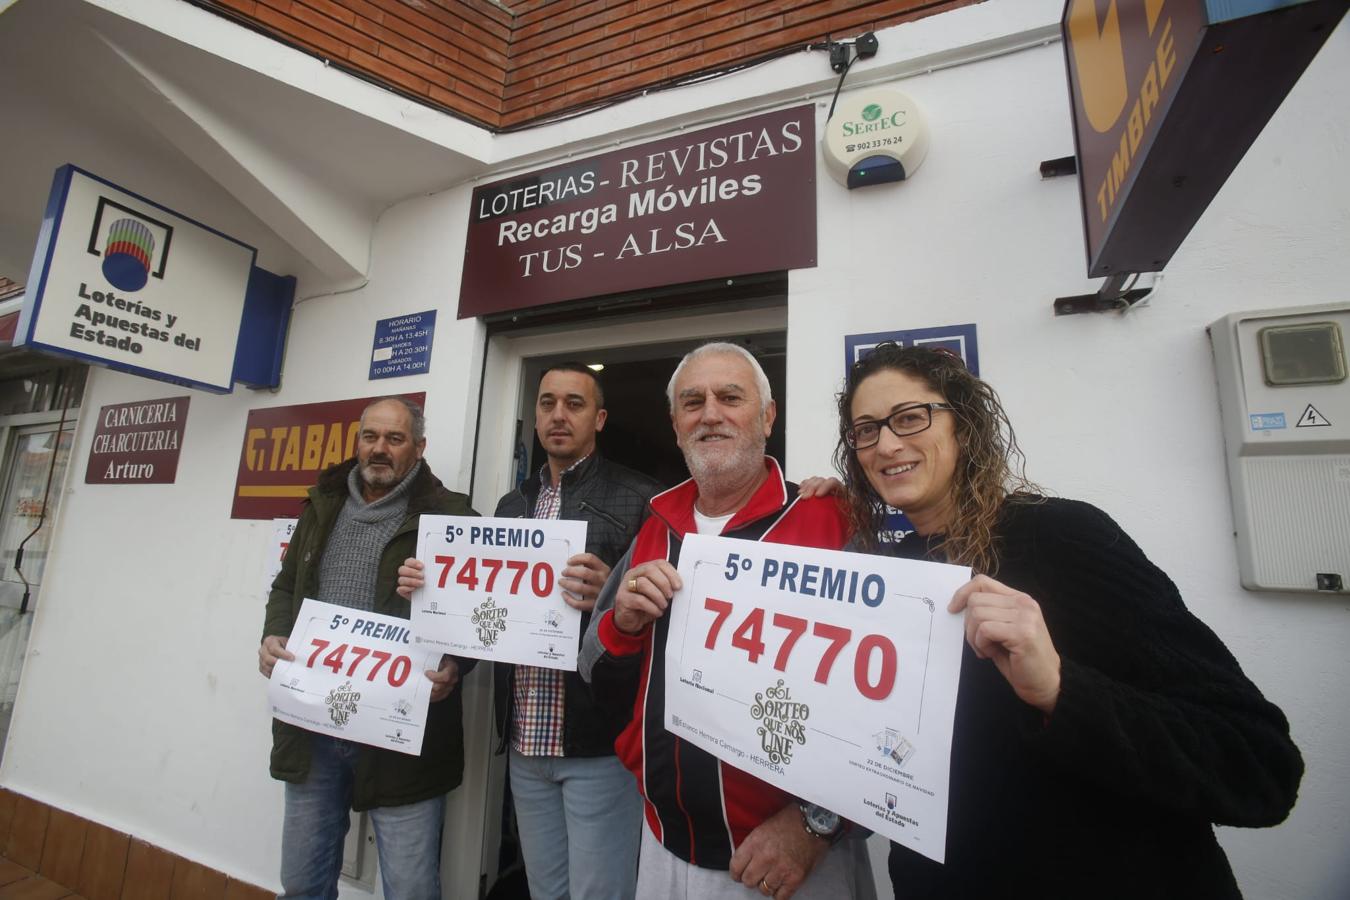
[{"xmin": 1209, "ymin": 303, "xmax": 1349, "ymax": 593}]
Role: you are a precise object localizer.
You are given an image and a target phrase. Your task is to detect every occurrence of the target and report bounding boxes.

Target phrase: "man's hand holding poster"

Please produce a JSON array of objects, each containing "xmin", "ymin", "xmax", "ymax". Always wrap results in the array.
[
  {"xmin": 664, "ymin": 534, "xmax": 969, "ymax": 863},
  {"xmin": 412, "ymin": 515, "xmax": 587, "ymax": 669},
  {"xmin": 268, "ymin": 598, "xmax": 441, "ymax": 755}
]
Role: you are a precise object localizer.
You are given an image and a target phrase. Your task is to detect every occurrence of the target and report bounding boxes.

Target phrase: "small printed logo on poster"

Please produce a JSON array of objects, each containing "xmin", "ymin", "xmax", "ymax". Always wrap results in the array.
[
  {"xmin": 873, "ymin": 727, "xmax": 917, "ymax": 769},
  {"xmin": 472, "ymin": 596, "xmax": 508, "ymax": 647},
  {"xmin": 864, "ymin": 793, "xmax": 919, "ymax": 830},
  {"xmin": 749, "ymin": 679, "xmax": 809, "ymax": 766},
  {"xmin": 678, "ymin": 670, "xmax": 715, "ymax": 695},
  {"xmin": 536, "ymin": 641, "xmax": 568, "ymax": 663},
  {"xmin": 384, "ymin": 727, "xmax": 414, "ymax": 748},
  {"xmin": 325, "ymin": 681, "xmax": 361, "ymax": 727}
]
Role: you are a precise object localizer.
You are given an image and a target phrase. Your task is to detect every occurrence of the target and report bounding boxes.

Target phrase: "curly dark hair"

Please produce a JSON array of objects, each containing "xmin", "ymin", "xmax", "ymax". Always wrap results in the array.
[{"xmin": 833, "ymin": 343, "xmax": 1040, "ymax": 574}]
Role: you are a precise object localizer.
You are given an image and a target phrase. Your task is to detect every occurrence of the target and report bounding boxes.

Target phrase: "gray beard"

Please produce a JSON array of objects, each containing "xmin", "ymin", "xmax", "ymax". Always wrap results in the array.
[
  {"xmin": 360, "ymin": 465, "xmax": 395, "ymax": 490},
  {"xmin": 682, "ymin": 435, "xmax": 765, "ymax": 494}
]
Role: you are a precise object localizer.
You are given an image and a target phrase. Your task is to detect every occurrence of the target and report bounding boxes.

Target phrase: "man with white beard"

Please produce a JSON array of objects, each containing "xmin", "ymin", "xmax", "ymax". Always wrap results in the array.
[{"xmin": 579, "ymin": 343, "xmax": 874, "ymax": 900}]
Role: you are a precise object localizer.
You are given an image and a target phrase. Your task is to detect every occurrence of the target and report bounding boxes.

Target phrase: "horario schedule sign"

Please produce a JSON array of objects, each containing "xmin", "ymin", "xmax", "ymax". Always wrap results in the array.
[{"xmin": 458, "ymin": 105, "xmax": 817, "ymax": 319}]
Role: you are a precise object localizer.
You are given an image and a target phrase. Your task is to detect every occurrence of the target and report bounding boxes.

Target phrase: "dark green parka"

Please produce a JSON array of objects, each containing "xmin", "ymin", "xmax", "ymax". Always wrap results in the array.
[{"xmin": 263, "ymin": 457, "xmax": 478, "ymax": 811}]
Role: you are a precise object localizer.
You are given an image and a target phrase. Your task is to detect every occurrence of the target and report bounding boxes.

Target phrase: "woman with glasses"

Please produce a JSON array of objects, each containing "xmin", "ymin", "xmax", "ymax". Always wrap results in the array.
[{"xmin": 834, "ymin": 343, "xmax": 1302, "ymax": 898}]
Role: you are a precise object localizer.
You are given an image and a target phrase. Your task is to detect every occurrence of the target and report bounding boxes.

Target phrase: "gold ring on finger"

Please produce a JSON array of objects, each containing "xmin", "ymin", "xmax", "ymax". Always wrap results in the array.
[{"xmin": 628, "ymin": 578, "xmax": 639, "ymax": 591}]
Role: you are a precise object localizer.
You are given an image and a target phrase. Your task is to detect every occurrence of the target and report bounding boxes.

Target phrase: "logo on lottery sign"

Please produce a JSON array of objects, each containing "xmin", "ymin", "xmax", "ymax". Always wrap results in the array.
[
  {"xmin": 326, "ymin": 681, "xmax": 361, "ymax": 726},
  {"xmin": 750, "ymin": 679, "xmax": 809, "ymax": 766},
  {"xmin": 874, "ymin": 727, "xmax": 916, "ymax": 768},
  {"xmin": 472, "ymin": 596, "xmax": 508, "ymax": 646}
]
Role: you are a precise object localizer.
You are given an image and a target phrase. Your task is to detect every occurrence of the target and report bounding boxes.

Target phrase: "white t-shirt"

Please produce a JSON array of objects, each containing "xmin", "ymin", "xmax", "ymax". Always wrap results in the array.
[{"xmin": 693, "ymin": 507, "xmax": 735, "ymax": 535}]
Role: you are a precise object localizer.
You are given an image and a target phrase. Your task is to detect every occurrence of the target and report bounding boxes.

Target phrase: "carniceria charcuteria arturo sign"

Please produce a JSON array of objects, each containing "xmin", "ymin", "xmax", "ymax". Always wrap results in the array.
[
  {"xmin": 457, "ymin": 105, "xmax": 816, "ymax": 319},
  {"xmin": 85, "ymin": 396, "xmax": 190, "ymax": 485}
]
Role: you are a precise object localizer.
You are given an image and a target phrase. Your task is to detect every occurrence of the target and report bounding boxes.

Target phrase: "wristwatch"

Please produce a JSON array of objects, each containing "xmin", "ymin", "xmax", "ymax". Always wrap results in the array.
[{"xmin": 798, "ymin": 802, "xmax": 845, "ymax": 844}]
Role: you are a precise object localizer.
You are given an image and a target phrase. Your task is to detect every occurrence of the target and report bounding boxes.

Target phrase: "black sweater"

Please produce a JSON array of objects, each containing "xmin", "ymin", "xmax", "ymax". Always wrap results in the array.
[
  {"xmin": 879, "ymin": 498, "xmax": 1303, "ymax": 899},
  {"xmin": 493, "ymin": 453, "xmax": 662, "ymax": 757}
]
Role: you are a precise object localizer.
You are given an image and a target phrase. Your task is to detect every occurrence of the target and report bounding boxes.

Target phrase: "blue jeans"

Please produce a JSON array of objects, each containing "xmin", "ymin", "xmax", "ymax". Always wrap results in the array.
[
  {"xmin": 509, "ymin": 749, "xmax": 642, "ymax": 900},
  {"xmin": 280, "ymin": 735, "xmax": 445, "ymax": 900}
]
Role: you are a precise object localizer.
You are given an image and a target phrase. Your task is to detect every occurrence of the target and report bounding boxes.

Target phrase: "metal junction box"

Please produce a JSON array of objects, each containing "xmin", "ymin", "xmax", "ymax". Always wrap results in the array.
[{"xmin": 1209, "ymin": 303, "xmax": 1349, "ymax": 593}]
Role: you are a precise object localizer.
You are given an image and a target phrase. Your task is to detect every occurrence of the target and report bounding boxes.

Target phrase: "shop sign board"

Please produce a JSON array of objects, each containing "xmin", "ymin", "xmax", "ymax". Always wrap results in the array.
[
  {"xmin": 458, "ymin": 105, "xmax": 816, "ymax": 319},
  {"xmin": 15, "ymin": 165, "xmax": 258, "ymax": 392},
  {"xmin": 1063, "ymin": 0, "xmax": 1346, "ymax": 277},
  {"xmin": 85, "ymin": 396, "xmax": 190, "ymax": 485},
  {"xmin": 370, "ymin": 310, "xmax": 436, "ymax": 380},
  {"xmin": 231, "ymin": 393, "xmax": 425, "ymax": 520}
]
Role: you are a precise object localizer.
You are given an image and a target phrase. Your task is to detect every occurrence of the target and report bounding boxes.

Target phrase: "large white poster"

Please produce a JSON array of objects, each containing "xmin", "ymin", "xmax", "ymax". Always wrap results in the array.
[
  {"xmin": 261, "ymin": 518, "xmax": 298, "ymax": 597},
  {"xmin": 664, "ymin": 535, "xmax": 969, "ymax": 863},
  {"xmin": 268, "ymin": 598, "xmax": 441, "ymax": 755},
  {"xmin": 412, "ymin": 516, "xmax": 587, "ymax": 670}
]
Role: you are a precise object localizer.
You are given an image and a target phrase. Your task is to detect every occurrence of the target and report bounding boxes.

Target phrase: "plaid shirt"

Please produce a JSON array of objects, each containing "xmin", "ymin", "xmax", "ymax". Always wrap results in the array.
[{"xmin": 511, "ymin": 456, "xmax": 588, "ymax": 756}]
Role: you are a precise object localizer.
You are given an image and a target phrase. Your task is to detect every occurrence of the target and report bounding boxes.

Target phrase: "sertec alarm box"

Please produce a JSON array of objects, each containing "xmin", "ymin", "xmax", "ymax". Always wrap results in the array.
[{"xmin": 1209, "ymin": 303, "xmax": 1350, "ymax": 593}]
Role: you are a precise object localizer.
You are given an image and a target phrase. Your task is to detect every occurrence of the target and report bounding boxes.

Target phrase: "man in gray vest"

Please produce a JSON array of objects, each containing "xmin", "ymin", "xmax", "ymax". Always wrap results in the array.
[{"xmin": 259, "ymin": 397, "xmax": 477, "ymax": 900}]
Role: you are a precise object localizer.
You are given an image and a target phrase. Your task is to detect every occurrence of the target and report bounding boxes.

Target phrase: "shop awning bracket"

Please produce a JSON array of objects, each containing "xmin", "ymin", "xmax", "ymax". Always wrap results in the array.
[{"xmin": 1053, "ymin": 273, "xmax": 1159, "ymax": 316}]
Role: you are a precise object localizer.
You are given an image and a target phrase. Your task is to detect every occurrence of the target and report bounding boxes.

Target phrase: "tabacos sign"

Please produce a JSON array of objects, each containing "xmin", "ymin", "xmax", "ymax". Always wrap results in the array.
[
  {"xmin": 231, "ymin": 393, "xmax": 425, "ymax": 520},
  {"xmin": 15, "ymin": 165, "xmax": 276, "ymax": 392}
]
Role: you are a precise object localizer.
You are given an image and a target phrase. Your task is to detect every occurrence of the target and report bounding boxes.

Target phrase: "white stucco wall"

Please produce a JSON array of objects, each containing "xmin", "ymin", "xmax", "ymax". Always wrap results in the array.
[
  {"xmin": 787, "ymin": 17, "xmax": 1350, "ymax": 899},
  {"xmin": 0, "ymin": 0, "xmax": 1345, "ymax": 896}
]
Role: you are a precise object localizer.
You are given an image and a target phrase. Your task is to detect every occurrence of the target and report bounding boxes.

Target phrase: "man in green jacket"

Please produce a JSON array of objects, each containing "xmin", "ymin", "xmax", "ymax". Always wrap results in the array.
[{"xmin": 259, "ymin": 397, "xmax": 477, "ymax": 899}]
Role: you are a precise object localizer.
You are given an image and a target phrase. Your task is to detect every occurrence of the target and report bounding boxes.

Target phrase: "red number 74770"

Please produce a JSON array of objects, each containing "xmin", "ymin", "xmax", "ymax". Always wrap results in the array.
[
  {"xmin": 305, "ymin": 638, "xmax": 412, "ymax": 688},
  {"xmin": 701, "ymin": 597, "xmax": 897, "ymax": 701}
]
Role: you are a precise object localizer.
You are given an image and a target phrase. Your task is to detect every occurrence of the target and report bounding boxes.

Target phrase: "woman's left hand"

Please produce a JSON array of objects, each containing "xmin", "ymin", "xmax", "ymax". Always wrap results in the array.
[{"xmin": 950, "ymin": 575, "xmax": 1061, "ymax": 714}]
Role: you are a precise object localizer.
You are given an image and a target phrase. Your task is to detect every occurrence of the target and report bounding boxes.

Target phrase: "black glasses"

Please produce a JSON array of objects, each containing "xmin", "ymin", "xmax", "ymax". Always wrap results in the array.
[{"xmin": 846, "ymin": 403, "xmax": 955, "ymax": 449}]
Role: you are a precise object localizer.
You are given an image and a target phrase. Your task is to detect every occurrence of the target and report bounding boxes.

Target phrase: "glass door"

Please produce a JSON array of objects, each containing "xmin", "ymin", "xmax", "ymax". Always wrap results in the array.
[{"xmin": 0, "ymin": 423, "xmax": 76, "ymax": 603}]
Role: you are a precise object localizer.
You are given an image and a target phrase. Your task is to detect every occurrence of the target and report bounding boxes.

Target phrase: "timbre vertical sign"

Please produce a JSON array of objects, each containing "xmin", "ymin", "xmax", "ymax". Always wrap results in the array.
[
  {"xmin": 85, "ymin": 396, "xmax": 190, "ymax": 484},
  {"xmin": 1062, "ymin": 0, "xmax": 1346, "ymax": 277}
]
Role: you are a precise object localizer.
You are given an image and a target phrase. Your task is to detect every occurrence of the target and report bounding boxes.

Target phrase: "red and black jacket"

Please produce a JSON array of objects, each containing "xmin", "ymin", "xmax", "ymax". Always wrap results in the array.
[{"xmin": 581, "ymin": 458, "xmax": 850, "ymax": 869}]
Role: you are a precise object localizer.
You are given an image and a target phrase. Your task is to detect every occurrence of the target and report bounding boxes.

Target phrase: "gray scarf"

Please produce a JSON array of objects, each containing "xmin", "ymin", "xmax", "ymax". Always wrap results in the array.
[{"xmin": 316, "ymin": 460, "xmax": 422, "ymax": 611}]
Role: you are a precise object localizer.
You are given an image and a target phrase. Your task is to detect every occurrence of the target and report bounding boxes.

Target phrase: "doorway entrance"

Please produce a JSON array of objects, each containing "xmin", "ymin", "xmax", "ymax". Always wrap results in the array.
[
  {"xmin": 0, "ymin": 364, "xmax": 85, "ymax": 763},
  {"xmin": 517, "ymin": 333, "xmax": 786, "ymax": 489},
  {"xmin": 443, "ymin": 301, "xmax": 788, "ymax": 900}
]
